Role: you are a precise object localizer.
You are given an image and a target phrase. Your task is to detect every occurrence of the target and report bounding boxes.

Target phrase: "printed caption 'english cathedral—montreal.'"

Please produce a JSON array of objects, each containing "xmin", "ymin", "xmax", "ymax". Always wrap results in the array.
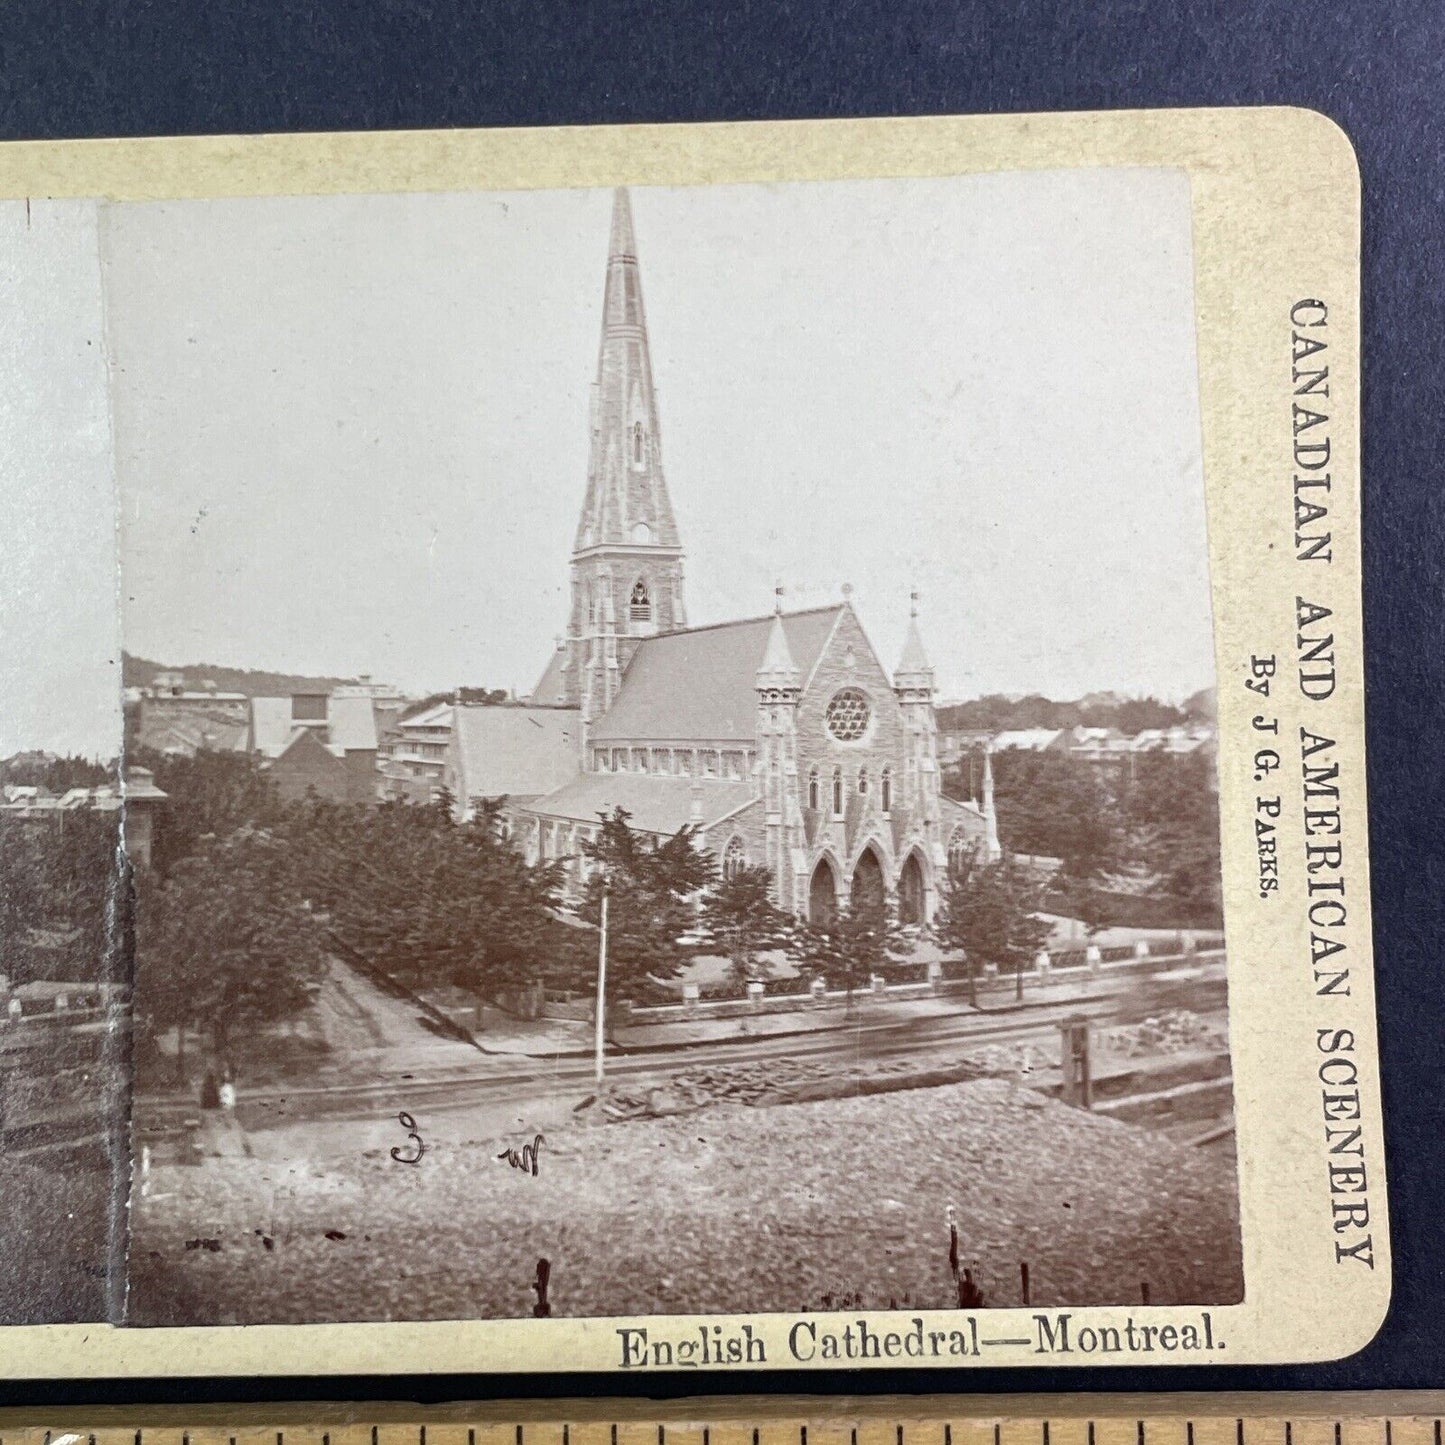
[{"xmin": 454, "ymin": 188, "xmax": 1000, "ymax": 924}]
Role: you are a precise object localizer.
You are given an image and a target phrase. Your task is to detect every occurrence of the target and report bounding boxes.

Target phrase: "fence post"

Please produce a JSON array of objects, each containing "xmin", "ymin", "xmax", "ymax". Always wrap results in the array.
[{"xmin": 1059, "ymin": 1016, "xmax": 1093, "ymax": 1110}]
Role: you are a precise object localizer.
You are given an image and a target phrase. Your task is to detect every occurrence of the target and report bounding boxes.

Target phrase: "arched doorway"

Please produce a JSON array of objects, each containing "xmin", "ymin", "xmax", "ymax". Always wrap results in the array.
[
  {"xmin": 898, "ymin": 851, "xmax": 926, "ymax": 925},
  {"xmin": 809, "ymin": 858, "xmax": 839, "ymax": 925},
  {"xmin": 852, "ymin": 846, "xmax": 886, "ymax": 916}
]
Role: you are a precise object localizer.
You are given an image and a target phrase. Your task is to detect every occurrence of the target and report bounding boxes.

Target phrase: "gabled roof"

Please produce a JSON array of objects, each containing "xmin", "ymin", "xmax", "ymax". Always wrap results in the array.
[
  {"xmin": 451, "ymin": 706, "xmax": 583, "ymax": 801},
  {"xmin": 253, "ymin": 693, "xmax": 379, "ymax": 758},
  {"xmin": 530, "ymin": 646, "xmax": 569, "ymax": 707},
  {"xmin": 398, "ymin": 701, "xmax": 453, "ymax": 731},
  {"xmin": 590, "ymin": 605, "xmax": 844, "ymax": 744},
  {"xmin": 272, "ymin": 727, "xmax": 348, "ymax": 768},
  {"xmin": 524, "ymin": 772, "xmax": 754, "ymax": 836}
]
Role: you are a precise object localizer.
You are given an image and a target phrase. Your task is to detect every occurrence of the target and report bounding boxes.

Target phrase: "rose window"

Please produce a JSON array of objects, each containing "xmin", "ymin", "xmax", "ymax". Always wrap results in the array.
[{"xmin": 825, "ymin": 688, "xmax": 870, "ymax": 742}]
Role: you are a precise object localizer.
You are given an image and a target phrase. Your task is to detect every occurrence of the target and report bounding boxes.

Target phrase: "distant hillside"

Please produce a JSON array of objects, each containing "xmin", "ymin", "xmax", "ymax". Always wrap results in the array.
[
  {"xmin": 123, "ymin": 653, "xmax": 356, "ymax": 698},
  {"xmin": 936, "ymin": 692, "xmax": 1203, "ymax": 734},
  {"xmin": 1182, "ymin": 687, "xmax": 1217, "ymax": 722}
]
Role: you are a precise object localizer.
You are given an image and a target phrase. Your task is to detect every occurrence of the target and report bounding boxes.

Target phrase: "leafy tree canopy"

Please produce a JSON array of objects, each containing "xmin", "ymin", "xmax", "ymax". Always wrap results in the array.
[
  {"xmin": 696, "ymin": 863, "xmax": 798, "ymax": 984},
  {"xmin": 574, "ymin": 808, "xmax": 715, "ymax": 995}
]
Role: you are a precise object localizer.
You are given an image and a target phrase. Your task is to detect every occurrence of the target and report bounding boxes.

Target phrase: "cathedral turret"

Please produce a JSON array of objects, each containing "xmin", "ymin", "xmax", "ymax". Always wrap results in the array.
[
  {"xmin": 756, "ymin": 591, "xmax": 801, "ymax": 697},
  {"xmin": 982, "ymin": 744, "xmax": 1001, "ymax": 860},
  {"xmin": 893, "ymin": 591, "xmax": 941, "ymax": 821},
  {"xmin": 543, "ymin": 187, "xmax": 687, "ymax": 717},
  {"xmin": 756, "ymin": 587, "xmax": 805, "ymax": 911},
  {"xmin": 893, "ymin": 592, "xmax": 935, "ymax": 696}
]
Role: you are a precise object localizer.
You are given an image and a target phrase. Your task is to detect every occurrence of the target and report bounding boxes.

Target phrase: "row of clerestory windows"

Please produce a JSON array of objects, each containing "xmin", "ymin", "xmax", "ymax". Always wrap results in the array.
[
  {"xmin": 594, "ymin": 746, "xmax": 750, "ymax": 780},
  {"xmin": 806, "ymin": 764, "xmax": 892, "ymax": 817}
]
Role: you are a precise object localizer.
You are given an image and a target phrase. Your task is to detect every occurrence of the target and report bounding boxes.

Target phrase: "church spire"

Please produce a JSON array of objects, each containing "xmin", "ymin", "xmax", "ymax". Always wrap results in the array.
[
  {"xmin": 757, "ymin": 585, "xmax": 800, "ymax": 691},
  {"xmin": 894, "ymin": 590, "xmax": 935, "ymax": 691},
  {"xmin": 574, "ymin": 187, "xmax": 682, "ymax": 555},
  {"xmin": 537, "ymin": 187, "xmax": 687, "ymax": 715}
]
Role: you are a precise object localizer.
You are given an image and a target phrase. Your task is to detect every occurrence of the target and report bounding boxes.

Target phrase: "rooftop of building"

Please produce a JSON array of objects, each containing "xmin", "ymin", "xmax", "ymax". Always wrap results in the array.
[
  {"xmin": 525, "ymin": 772, "xmax": 754, "ymax": 837},
  {"xmin": 451, "ymin": 705, "xmax": 583, "ymax": 800},
  {"xmin": 589, "ymin": 604, "xmax": 845, "ymax": 745}
]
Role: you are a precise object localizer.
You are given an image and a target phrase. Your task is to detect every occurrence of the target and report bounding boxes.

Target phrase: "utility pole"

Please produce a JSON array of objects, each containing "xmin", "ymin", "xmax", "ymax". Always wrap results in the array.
[{"xmin": 594, "ymin": 879, "xmax": 609, "ymax": 1084}]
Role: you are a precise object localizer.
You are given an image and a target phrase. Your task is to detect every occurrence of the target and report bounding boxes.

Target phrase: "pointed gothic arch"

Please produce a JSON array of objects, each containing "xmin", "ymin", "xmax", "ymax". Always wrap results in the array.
[
  {"xmin": 809, "ymin": 855, "xmax": 840, "ymax": 925},
  {"xmin": 852, "ymin": 844, "xmax": 887, "ymax": 916},
  {"xmin": 807, "ymin": 765, "xmax": 820, "ymax": 811},
  {"xmin": 898, "ymin": 849, "xmax": 928, "ymax": 926},
  {"xmin": 831, "ymin": 766, "xmax": 844, "ymax": 817},
  {"xmin": 880, "ymin": 766, "xmax": 893, "ymax": 814}
]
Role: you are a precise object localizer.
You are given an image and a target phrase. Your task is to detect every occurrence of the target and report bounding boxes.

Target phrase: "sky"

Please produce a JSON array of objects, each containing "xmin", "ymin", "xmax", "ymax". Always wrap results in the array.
[
  {"xmin": 0, "ymin": 200, "xmax": 121, "ymax": 759},
  {"xmin": 0, "ymin": 170, "xmax": 1216, "ymax": 759}
]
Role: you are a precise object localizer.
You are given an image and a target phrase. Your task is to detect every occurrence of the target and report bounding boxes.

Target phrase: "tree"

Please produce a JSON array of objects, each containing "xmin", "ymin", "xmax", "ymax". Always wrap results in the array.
[
  {"xmin": 431, "ymin": 783, "xmax": 458, "ymax": 824},
  {"xmin": 936, "ymin": 852, "xmax": 1051, "ymax": 1002},
  {"xmin": 575, "ymin": 808, "xmax": 714, "ymax": 1000},
  {"xmin": 290, "ymin": 795, "xmax": 575, "ymax": 1004},
  {"xmin": 1109, "ymin": 751, "xmax": 1223, "ymax": 926},
  {"xmin": 0, "ymin": 809, "xmax": 122, "ymax": 984},
  {"xmin": 990, "ymin": 749, "xmax": 1116, "ymax": 876},
  {"xmin": 697, "ymin": 863, "xmax": 798, "ymax": 986},
  {"xmin": 797, "ymin": 896, "xmax": 897, "ymax": 1009},
  {"xmin": 0, "ymin": 753, "xmax": 112, "ymax": 792},
  {"xmin": 129, "ymin": 747, "xmax": 285, "ymax": 876},
  {"xmin": 135, "ymin": 827, "xmax": 329, "ymax": 1079}
]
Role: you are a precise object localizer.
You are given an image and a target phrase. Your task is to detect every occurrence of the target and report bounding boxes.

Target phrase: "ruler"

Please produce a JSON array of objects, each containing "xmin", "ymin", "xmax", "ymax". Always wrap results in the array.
[{"xmin": 0, "ymin": 1395, "xmax": 1442, "ymax": 1445}]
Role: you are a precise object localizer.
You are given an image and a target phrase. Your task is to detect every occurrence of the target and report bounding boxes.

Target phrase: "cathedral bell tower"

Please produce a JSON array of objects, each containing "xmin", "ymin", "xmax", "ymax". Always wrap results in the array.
[{"xmin": 557, "ymin": 188, "xmax": 687, "ymax": 723}]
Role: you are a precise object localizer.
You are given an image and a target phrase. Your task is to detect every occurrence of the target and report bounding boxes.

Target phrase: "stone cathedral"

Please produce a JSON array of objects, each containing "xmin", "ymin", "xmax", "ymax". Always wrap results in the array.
[{"xmin": 512, "ymin": 188, "xmax": 998, "ymax": 924}]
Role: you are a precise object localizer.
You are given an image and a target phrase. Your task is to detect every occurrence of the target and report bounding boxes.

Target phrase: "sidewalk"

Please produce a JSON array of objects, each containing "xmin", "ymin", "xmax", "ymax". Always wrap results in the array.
[{"xmin": 506, "ymin": 952, "xmax": 1225, "ymax": 1056}]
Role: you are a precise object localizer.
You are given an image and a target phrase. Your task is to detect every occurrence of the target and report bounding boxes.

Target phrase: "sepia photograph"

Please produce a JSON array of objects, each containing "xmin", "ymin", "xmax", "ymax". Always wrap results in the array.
[
  {"xmin": 0, "ymin": 104, "xmax": 1388, "ymax": 1374},
  {"xmin": 53, "ymin": 169, "xmax": 1240, "ymax": 1326}
]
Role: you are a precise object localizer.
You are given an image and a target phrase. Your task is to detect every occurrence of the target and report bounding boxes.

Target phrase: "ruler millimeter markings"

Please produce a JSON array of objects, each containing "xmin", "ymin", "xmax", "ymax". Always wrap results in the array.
[{"xmin": 5, "ymin": 1399, "xmax": 1445, "ymax": 1445}]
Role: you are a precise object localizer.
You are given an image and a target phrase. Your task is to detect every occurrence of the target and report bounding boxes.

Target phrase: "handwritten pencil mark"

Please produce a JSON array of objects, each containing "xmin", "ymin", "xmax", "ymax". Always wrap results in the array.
[
  {"xmin": 498, "ymin": 1132, "xmax": 545, "ymax": 1176},
  {"xmin": 391, "ymin": 1111, "xmax": 426, "ymax": 1164}
]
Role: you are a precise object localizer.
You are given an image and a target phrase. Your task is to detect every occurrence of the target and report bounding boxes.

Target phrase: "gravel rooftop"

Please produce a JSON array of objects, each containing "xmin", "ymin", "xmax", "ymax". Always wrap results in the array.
[{"xmin": 128, "ymin": 1077, "xmax": 1243, "ymax": 1324}]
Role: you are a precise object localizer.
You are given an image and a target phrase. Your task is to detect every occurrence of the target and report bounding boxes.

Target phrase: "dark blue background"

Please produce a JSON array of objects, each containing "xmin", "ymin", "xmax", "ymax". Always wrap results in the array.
[{"xmin": 2, "ymin": 0, "xmax": 1441, "ymax": 1405}]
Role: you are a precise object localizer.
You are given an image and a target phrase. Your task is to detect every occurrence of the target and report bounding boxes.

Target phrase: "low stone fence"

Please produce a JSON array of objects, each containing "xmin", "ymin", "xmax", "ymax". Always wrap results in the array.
[{"xmin": 615, "ymin": 937, "xmax": 1227, "ymax": 1026}]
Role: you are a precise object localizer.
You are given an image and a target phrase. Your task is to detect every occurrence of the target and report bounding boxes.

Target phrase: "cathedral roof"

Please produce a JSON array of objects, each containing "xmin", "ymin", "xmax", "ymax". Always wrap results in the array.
[
  {"xmin": 451, "ymin": 705, "xmax": 583, "ymax": 801},
  {"xmin": 529, "ymin": 644, "xmax": 569, "ymax": 707},
  {"xmin": 589, "ymin": 605, "xmax": 844, "ymax": 744},
  {"xmin": 524, "ymin": 772, "xmax": 754, "ymax": 837}
]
